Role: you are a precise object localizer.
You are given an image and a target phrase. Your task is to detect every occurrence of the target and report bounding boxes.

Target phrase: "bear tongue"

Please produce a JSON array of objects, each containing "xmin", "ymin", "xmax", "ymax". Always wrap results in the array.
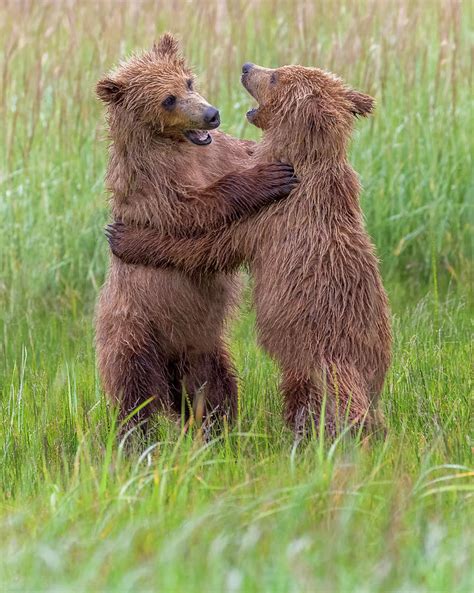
[
  {"xmin": 246, "ymin": 107, "xmax": 259, "ymax": 123},
  {"xmin": 184, "ymin": 130, "xmax": 212, "ymax": 145},
  {"xmin": 194, "ymin": 130, "xmax": 209, "ymax": 142}
]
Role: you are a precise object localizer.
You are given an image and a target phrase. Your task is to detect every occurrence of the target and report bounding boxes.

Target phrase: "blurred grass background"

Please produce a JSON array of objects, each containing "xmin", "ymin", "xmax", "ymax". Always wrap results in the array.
[{"xmin": 0, "ymin": 1, "xmax": 472, "ymax": 591}]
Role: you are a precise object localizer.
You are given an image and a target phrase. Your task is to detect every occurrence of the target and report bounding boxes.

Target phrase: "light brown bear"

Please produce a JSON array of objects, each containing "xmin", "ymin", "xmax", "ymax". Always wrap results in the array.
[
  {"xmin": 108, "ymin": 62, "xmax": 392, "ymax": 437},
  {"xmin": 96, "ymin": 37, "xmax": 297, "ymax": 430}
]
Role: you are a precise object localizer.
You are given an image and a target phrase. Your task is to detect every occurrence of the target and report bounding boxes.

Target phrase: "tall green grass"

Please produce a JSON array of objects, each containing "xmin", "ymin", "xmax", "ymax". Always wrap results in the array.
[{"xmin": 0, "ymin": 1, "xmax": 472, "ymax": 591}]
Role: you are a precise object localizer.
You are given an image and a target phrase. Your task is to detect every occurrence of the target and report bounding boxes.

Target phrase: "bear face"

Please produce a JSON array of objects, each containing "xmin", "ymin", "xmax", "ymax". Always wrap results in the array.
[
  {"xmin": 97, "ymin": 33, "xmax": 220, "ymax": 145},
  {"xmin": 241, "ymin": 62, "xmax": 374, "ymax": 158}
]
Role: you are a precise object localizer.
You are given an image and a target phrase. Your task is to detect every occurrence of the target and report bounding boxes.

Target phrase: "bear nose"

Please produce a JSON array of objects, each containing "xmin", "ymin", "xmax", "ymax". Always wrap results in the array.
[
  {"xmin": 242, "ymin": 62, "xmax": 254, "ymax": 75},
  {"xmin": 203, "ymin": 106, "xmax": 220, "ymax": 128}
]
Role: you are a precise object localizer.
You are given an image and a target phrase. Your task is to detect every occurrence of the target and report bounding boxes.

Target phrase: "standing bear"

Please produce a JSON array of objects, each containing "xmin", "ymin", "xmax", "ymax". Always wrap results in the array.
[
  {"xmin": 108, "ymin": 62, "xmax": 392, "ymax": 437},
  {"xmin": 96, "ymin": 36, "xmax": 297, "ymax": 430}
]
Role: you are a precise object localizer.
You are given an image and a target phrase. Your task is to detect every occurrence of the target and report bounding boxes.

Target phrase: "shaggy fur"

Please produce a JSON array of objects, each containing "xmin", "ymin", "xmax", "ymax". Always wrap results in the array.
[
  {"xmin": 108, "ymin": 62, "xmax": 392, "ymax": 437},
  {"xmin": 95, "ymin": 37, "xmax": 297, "ymax": 429}
]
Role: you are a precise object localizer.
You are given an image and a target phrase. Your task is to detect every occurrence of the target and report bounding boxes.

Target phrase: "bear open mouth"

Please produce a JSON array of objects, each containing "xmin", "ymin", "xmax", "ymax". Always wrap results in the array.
[
  {"xmin": 241, "ymin": 76, "xmax": 260, "ymax": 124},
  {"xmin": 184, "ymin": 130, "xmax": 212, "ymax": 145}
]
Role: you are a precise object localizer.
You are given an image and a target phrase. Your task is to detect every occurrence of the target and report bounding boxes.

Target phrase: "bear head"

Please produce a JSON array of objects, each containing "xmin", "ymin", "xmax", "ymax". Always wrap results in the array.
[
  {"xmin": 97, "ymin": 33, "xmax": 220, "ymax": 145},
  {"xmin": 241, "ymin": 62, "xmax": 374, "ymax": 160}
]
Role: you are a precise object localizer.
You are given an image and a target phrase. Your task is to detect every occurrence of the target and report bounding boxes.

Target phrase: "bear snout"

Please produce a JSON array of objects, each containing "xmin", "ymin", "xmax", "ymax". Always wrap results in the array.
[{"xmin": 203, "ymin": 106, "xmax": 220, "ymax": 128}]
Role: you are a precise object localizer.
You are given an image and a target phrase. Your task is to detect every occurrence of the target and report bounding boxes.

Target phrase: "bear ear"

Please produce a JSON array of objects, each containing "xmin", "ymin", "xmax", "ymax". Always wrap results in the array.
[
  {"xmin": 346, "ymin": 89, "xmax": 375, "ymax": 117},
  {"xmin": 96, "ymin": 77, "xmax": 124, "ymax": 104},
  {"xmin": 153, "ymin": 33, "xmax": 180, "ymax": 60}
]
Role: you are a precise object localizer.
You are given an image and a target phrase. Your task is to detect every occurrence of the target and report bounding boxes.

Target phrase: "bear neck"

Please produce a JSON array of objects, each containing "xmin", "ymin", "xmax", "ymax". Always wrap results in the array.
[
  {"xmin": 260, "ymin": 127, "xmax": 348, "ymax": 172},
  {"xmin": 256, "ymin": 128, "xmax": 362, "ymax": 215}
]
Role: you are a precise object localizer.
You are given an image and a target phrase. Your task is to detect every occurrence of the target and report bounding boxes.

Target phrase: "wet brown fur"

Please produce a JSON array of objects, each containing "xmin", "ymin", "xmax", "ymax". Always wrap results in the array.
[
  {"xmin": 95, "ymin": 37, "xmax": 297, "ymax": 429},
  {"xmin": 109, "ymin": 63, "xmax": 392, "ymax": 438}
]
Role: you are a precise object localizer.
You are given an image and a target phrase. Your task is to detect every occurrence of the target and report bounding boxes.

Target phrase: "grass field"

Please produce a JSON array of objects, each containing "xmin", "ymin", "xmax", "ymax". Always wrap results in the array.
[{"xmin": 0, "ymin": 1, "xmax": 472, "ymax": 591}]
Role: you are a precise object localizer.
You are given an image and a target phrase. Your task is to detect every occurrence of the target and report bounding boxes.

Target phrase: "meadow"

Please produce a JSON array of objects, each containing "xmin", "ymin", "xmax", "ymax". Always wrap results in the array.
[{"xmin": 0, "ymin": 0, "xmax": 472, "ymax": 591}]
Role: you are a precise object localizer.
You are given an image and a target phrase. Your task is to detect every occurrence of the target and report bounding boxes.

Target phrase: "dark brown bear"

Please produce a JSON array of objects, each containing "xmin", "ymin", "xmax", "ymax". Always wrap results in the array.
[
  {"xmin": 108, "ymin": 62, "xmax": 392, "ymax": 438},
  {"xmin": 95, "ymin": 36, "xmax": 297, "ymax": 430}
]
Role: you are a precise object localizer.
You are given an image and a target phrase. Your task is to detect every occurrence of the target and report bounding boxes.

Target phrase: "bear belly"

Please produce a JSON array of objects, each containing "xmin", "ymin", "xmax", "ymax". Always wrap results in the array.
[{"xmin": 104, "ymin": 259, "xmax": 241, "ymax": 355}]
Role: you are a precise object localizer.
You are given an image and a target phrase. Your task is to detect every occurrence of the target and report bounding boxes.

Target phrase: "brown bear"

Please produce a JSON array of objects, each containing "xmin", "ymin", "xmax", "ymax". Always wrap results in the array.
[
  {"xmin": 107, "ymin": 61, "xmax": 392, "ymax": 438},
  {"xmin": 95, "ymin": 36, "xmax": 298, "ymax": 430}
]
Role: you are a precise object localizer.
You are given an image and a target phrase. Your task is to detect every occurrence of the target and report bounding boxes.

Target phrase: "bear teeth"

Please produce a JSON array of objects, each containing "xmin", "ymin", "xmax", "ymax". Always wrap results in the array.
[{"xmin": 184, "ymin": 130, "xmax": 212, "ymax": 145}]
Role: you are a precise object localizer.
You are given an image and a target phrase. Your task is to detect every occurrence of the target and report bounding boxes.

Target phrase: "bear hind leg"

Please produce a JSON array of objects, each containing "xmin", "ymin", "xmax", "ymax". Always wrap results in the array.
[
  {"xmin": 97, "ymin": 322, "xmax": 178, "ymax": 433},
  {"xmin": 281, "ymin": 373, "xmax": 337, "ymax": 440},
  {"xmin": 184, "ymin": 347, "xmax": 238, "ymax": 431}
]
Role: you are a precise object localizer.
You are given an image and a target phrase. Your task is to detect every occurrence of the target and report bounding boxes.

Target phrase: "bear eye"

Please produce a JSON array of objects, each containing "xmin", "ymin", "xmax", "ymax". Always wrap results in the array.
[
  {"xmin": 162, "ymin": 95, "xmax": 176, "ymax": 109},
  {"xmin": 186, "ymin": 79, "xmax": 193, "ymax": 91},
  {"xmin": 270, "ymin": 72, "xmax": 277, "ymax": 85}
]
